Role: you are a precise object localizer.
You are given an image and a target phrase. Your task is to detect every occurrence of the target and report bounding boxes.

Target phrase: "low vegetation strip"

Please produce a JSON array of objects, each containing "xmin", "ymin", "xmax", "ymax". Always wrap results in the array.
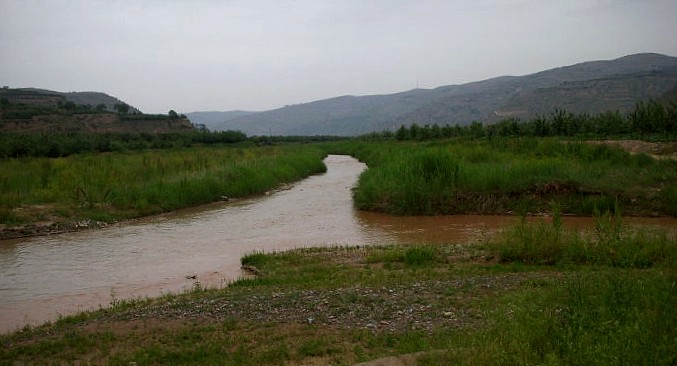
[
  {"xmin": 1, "ymin": 217, "xmax": 674, "ymax": 365},
  {"xmin": 0, "ymin": 144, "xmax": 327, "ymax": 237},
  {"xmin": 3, "ymin": 136, "xmax": 676, "ymax": 238},
  {"xmin": 328, "ymin": 137, "xmax": 677, "ymax": 216}
]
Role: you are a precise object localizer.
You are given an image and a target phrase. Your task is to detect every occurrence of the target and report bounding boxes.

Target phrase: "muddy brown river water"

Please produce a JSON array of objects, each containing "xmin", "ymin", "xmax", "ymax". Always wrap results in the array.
[{"xmin": 1, "ymin": 155, "xmax": 675, "ymax": 333}]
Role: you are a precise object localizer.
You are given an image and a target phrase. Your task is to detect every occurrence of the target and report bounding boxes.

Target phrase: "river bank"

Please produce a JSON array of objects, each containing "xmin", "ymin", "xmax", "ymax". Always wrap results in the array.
[
  {"xmin": 3, "ymin": 217, "xmax": 675, "ymax": 365},
  {"xmin": 0, "ymin": 144, "xmax": 328, "ymax": 240},
  {"xmin": 0, "ymin": 182, "xmax": 295, "ymax": 241},
  {"xmin": 0, "ymin": 155, "xmax": 376, "ymax": 334},
  {"xmin": 3, "ymin": 138, "xmax": 675, "ymax": 241}
]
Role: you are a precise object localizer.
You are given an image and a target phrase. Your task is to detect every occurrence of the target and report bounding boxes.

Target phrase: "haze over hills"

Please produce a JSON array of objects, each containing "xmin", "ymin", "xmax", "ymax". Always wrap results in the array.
[
  {"xmin": 184, "ymin": 110, "xmax": 256, "ymax": 130},
  {"xmin": 187, "ymin": 53, "xmax": 677, "ymax": 136}
]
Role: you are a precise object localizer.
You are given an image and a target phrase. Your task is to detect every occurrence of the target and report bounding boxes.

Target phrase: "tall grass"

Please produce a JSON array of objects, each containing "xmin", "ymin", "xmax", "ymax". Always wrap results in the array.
[
  {"xmin": 428, "ymin": 270, "xmax": 677, "ymax": 365},
  {"xmin": 0, "ymin": 145, "xmax": 327, "ymax": 225},
  {"xmin": 327, "ymin": 138, "xmax": 677, "ymax": 216},
  {"xmin": 490, "ymin": 209, "xmax": 677, "ymax": 268},
  {"xmin": 423, "ymin": 212, "xmax": 677, "ymax": 365},
  {"xmin": 354, "ymin": 148, "xmax": 459, "ymax": 214}
]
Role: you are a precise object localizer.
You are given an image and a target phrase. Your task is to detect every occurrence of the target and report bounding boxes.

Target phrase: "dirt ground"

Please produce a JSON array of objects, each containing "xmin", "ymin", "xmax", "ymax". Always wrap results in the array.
[{"xmin": 585, "ymin": 140, "xmax": 677, "ymax": 160}]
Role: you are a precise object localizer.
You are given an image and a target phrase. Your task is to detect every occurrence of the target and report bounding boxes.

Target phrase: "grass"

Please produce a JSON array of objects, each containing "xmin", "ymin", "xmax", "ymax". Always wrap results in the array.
[
  {"xmin": 2, "ymin": 217, "xmax": 674, "ymax": 365},
  {"xmin": 326, "ymin": 137, "xmax": 677, "ymax": 216},
  {"xmin": 420, "ymin": 269, "xmax": 676, "ymax": 365},
  {"xmin": 490, "ymin": 209, "xmax": 677, "ymax": 268},
  {"xmin": 366, "ymin": 244, "xmax": 440, "ymax": 266},
  {"xmin": 4, "ymin": 136, "xmax": 674, "ymax": 229},
  {"xmin": 0, "ymin": 144, "xmax": 327, "ymax": 227},
  {"xmin": 2, "ymin": 138, "xmax": 676, "ymax": 364}
]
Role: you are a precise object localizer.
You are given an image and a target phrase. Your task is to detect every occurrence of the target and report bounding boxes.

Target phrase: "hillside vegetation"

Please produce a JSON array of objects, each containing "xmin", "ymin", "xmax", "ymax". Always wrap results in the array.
[{"xmin": 0, "ymin": 88, "xmax": 191, "ymax": 134}]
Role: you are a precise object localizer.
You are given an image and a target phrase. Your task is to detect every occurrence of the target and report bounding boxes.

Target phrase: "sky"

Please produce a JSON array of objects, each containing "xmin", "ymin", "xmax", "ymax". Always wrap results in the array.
[{"xmin": 1, "ymin": 0, "xmax": 676, "ymax": 114}]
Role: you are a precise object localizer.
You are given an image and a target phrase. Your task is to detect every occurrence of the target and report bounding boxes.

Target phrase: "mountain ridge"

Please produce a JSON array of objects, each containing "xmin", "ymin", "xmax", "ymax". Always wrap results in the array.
[{"xmin": 189, "ymin": 53, "xmax": 677, "ymax": 136}]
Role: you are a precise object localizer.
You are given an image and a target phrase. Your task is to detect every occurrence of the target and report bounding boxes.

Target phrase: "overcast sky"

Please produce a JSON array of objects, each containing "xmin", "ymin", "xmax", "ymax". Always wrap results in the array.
[{"xmin": 1, "ymin": 0, "xmax": 676, "ymax": 114}]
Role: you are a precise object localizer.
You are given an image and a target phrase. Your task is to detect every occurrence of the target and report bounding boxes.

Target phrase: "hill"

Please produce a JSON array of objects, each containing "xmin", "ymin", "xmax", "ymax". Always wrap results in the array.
[
  {"xmin": 0, "ymin": 88, "xmax": 193, "ymax": 133},
  {"xmin": 4, "ymin": 88, "xmax": 142, "ymax": 114},
  {"xmin": 201, "ymin": 53, "xmax": 677, "ymax": 136}
]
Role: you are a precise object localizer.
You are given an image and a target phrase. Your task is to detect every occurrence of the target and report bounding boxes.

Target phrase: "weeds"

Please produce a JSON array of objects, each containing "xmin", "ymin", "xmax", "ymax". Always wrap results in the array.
[
  {"xmin": 241, "ymin": 251, "xmax": 270, "ymax": 267},
  {"xmin": 0, "ymin": 145, "xmax": 327, "ymax": 226},
  {"xmin": 328, "ymin": 138, "xmax": 677, "ymax": 216},
  {"xmin": 463, "ymin": 270, "xmax": 675, "ymax": 365},
  {"xmin": 366, "ymin": 244, "xmax": 440, "ymax": 266},
  {"xmin": 403, "ymin": 246, "xmax": 438, "ymax": 266},
  {"xmin": 490, "ymin": 210, "xmax": 677, "ymax": 268},
  {"xmin": 353, "ymin": 148, "xmax": 459, "ymax": 214}
]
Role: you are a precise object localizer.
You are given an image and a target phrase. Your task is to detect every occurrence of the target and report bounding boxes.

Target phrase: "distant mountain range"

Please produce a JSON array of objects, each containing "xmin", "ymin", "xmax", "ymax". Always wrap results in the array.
[{"xmin": 186, "ymin": 53, "xmax": 677, "ymax": 136}]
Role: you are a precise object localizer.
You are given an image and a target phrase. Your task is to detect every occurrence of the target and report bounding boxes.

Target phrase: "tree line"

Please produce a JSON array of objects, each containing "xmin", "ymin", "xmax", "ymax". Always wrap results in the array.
[
  {"xmin": 0, "ymin": 130, "xmax": 247, "ymax": 158},
  {"xmin": 386, "ymin": 99, "xmax": 677, "ymax": 141}
]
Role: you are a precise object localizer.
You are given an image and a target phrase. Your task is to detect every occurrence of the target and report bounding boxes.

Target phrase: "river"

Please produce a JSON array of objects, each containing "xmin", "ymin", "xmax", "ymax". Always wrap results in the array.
[{"xmin": 1, "ymin": 155, "xmax": 675, "ymax": 333}]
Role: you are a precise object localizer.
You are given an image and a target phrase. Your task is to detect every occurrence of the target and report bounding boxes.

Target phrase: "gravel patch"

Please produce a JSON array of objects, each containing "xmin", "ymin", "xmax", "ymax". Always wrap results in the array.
[{"xmin": 103, "ymin": 272, "xmax": 554, "ymax": 334}]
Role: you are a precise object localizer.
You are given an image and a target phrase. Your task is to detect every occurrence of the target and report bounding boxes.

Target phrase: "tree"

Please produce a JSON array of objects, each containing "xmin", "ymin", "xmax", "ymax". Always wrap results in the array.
[
  {"xmin": 469, "ymin": 121, "xmax": 485, "ymax": 139},
  {"xmin": 62, "ymin": 101, "xmax": 76, "ymax": 111},
  {"xmin": 114, "ymin": 103, "xmax": 130, "ymax": 114},
  {"xmin": 395, "ymin": 125, "xmax": 409, "ymax": 141},
  {"xmin": 168, "ymin": 110, "xmax": 179, "ymax": 119},
  {"xmin": 409, "ymin": 123, "xmax": 420, "ymax": 140}
]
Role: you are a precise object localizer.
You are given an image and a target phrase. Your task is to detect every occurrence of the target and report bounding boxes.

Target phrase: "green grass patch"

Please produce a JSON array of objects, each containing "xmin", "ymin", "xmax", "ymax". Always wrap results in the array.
[
  {"xmin": 367, "ymin": 244, "xmax": 440, "ymax": 266},
  {"xmin": 325, "ymin": 138, "xmax": 677, "ymax": 216},
  {"xmin": 240, "ymin": 251, "xmax": 271, "ymax": 267},
  {"xmin": 423, "ymin": 269, "xmax": 677, "ymax": 365},
  {"xmin": 489, "ymin": 211, "xmax": 677, "ymax": 268},
  {"xmin": 0, "ymin": 144, "xmax": 327, "ymax": 226}
]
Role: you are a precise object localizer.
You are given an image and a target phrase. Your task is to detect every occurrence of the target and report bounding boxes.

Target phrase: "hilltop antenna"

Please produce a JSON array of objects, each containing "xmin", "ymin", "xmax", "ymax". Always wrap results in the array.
[{"xmin": 416, "ymin": 78, "xmax": 419, "ymax": 89}]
